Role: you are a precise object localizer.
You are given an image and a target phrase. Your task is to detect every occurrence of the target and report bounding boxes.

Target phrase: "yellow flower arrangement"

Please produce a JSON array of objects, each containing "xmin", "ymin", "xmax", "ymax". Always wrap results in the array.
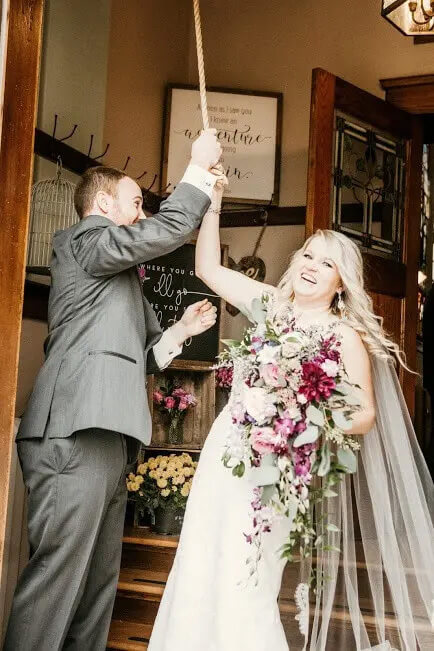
[{"xmin": 127, "ymin": 452, "xmax": 197, "ymax": 513}]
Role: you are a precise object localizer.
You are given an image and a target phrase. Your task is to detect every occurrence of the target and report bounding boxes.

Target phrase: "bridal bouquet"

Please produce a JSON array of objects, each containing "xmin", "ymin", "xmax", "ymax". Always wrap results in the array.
[{"xmin": 216, "ymin": 294, "xmax": 362, "ymax": 581}]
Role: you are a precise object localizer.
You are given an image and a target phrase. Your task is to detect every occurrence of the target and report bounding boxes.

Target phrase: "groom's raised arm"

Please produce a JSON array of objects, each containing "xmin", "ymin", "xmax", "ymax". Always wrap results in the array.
[{"xmin": 70, "ymin": 166, "xmax": 215, "ymax": 277}]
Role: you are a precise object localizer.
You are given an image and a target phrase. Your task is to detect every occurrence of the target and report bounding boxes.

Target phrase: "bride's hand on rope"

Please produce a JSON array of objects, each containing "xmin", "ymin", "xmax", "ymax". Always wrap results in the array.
[
  {"xmin": 191, "ymin": 128, "xmax": 222, "ymax": 171},
  {"xmin": 209, "ymin": 163, "xmax": 228, "ymax": 193}
]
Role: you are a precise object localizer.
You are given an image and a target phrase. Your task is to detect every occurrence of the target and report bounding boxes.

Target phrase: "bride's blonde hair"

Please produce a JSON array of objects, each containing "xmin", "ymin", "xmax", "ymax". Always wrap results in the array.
[{"xmin": 278, "ymin": 229, "xmax": 406, "ymax": 366}]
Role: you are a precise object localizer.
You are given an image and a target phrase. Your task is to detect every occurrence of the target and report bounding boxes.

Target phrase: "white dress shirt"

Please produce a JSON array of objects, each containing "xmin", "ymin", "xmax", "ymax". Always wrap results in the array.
[
  {"xmin": 180, "ymin": 164, "xmax": 217, "ymax": 199},
  {"xmin": 152, "ymin": 328, "xmax": 183, "ymax": 370}
]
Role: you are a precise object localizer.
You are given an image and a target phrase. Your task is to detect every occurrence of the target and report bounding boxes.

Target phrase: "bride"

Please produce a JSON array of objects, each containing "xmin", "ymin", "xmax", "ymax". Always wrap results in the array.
[{"xmin": 148, "ymin": 178, "xmax": 434, "ymax": 650}]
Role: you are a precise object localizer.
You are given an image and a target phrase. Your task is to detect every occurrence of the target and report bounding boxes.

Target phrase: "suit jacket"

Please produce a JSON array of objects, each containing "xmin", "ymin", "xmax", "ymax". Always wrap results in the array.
[{"xmin": 17, "ymin": 182, "xmax": 210, "ymax": 444}]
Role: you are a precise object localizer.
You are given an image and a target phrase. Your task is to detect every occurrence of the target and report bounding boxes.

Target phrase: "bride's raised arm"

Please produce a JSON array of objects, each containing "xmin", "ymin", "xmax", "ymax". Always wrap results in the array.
[{"xmin": 195, "ymin": 182, "xmax": 275, "ymax": 317}]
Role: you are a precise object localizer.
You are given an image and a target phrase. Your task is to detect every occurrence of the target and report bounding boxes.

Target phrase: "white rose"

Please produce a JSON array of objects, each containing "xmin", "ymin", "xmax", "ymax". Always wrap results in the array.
[
  {"xmin": 321, "ymin": 359, "xmax": 339, "ymax": 377},
  {"xmin": 257, "ymin": 344, "xmax": 281, "ymax": 365},
  {"xmin": 297, "ymin": 392, "xmax": 308, "ymax": 405},
  {"xmin": 243, "ymin": 386, "xmax": 277, "ymax": 425},
  {"xmin": 287, "ymin": 406, "xmax": 301, "ymax": 420}
]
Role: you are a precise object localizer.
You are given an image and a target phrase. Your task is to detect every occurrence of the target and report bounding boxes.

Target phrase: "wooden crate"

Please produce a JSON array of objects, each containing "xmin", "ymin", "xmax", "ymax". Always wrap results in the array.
[{"xmin": 146, "ymin": 359, "xmax": 216, "ymax": 450}]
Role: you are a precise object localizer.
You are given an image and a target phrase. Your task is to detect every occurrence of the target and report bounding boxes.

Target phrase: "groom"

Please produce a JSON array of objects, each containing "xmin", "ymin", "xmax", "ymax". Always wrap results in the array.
[{"xmin": 4, "ymin": 130, "xmax": 222, "ymax": 650}]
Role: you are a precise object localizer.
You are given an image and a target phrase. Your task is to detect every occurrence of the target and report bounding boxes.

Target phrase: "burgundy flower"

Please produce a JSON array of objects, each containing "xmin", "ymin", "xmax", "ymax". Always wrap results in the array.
[
  {"xmin": 319, "ymin": 335, "xmax": 341, "ymax": 363},
  {"xmin": 299, "ymin": 362, "xmax": 336, "ymax": 401},
  {"xmin": 216, "ymin": 365, "xmax": 233, "ymax": 390}
]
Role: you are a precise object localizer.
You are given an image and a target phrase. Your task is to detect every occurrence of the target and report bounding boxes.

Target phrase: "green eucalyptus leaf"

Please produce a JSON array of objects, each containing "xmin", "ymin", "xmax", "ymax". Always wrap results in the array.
[
  {"xmin": 221, "ymin": 339, "xmax": 241, "ymax": 348},
  {"xmin": 293, "ymin": 425, "xmax": 319, "ymax": 448},
  {"xmin": 260, "ymin": 484, "xmax": 277, "ymax": 505},
  {"xmin": 318, "ymin": 444, "xmax": 331, "ymax": 477},
  {"xmin": 306, "ymin": 404, "xmax": 325, "ymax": 426},
  {"xmin": 323, "ymin": 488, "xmax": 338, "ymax": 498},
  {"xmin": 337, "ymin": 448, "xmax": 357, "ymax": 473},
  {"xmin": 332, "ymin": 410, "xmax": 352, "ymax": 430}
]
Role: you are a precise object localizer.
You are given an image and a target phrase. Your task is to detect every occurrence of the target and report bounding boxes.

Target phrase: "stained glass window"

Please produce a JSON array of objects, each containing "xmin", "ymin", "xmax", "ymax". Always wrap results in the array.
[{"xmin": 332, "ymin": 113, "xmax": 406, "ymax": 260}]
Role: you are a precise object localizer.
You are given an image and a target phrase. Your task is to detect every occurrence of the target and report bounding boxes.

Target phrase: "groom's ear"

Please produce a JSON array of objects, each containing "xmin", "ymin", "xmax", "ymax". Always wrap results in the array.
[{"xmin": 95, "ymin": 190, "xmax": 112, "ymax": 215}]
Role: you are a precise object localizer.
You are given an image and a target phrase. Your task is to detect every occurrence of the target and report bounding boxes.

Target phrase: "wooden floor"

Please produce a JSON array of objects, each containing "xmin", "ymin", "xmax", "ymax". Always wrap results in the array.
[{"xmin": 107, "ymin": 526, "xmax": 430, "ymax": 650}]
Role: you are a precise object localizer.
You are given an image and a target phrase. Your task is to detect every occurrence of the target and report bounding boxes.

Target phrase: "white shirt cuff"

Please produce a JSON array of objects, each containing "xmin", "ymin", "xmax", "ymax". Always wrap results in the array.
[
  {"xmin": 152, "ymin": 329, "xmax": 183, "ymax": 370},
  {"xmin": 180, "ymin": 164, "xmax": 217, "ymax": 199}
]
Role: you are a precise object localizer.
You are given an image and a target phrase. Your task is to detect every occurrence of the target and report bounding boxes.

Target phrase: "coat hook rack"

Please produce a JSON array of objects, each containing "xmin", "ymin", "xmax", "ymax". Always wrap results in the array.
[
  {"xmin": 94, "ymin": 143, "xmax": 110, "ymax": 161},
  {"xmin": 145, "ymin": 173, "xmax": 158, "ymax": 192},
  {"xmin": 86, "ymin": 135, "xmax": 110, "ymax": 162},
  {"xmin": 52, "ymin": 114, "xmax": 78, "ymax": 143},
  {"xmin": 122, "ymin": 156, "xmax": 131, "ymax": 171}
]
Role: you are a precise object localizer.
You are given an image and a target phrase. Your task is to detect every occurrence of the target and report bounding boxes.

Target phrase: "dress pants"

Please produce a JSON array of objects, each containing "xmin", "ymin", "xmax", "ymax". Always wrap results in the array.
[{"xmin": 4, "ymin": 428, "xmax": 140, "ymax": 651}]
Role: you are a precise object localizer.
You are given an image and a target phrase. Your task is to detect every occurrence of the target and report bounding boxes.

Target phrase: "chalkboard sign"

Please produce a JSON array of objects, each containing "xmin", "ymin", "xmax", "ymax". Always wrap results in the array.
[{"xmin": 138, "ymin": 243, "xmax": 223, "ymax": 362}]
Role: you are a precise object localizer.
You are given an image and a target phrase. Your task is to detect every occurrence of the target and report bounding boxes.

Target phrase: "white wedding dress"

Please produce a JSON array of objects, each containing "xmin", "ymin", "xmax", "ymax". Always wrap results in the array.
[
  {"xmin": 148, "ymin": 298, "xmax": 434, "ymax": 651},
  {"xmin": 147, "ymin": 401, "xmax": 292, "ymax": 651}
]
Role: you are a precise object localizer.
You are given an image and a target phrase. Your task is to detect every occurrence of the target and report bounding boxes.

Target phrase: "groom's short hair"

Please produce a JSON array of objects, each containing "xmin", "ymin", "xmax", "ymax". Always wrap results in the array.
[{"xmin": 75, "ymin": 166, "xmax": 127, "ymax": 218}]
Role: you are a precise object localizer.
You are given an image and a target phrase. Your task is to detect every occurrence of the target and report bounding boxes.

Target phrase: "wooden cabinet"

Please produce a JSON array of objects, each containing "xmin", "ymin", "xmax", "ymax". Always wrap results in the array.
[{"xmin": 147, "ymin": 359, "xmax": 216, "ymax": 451}]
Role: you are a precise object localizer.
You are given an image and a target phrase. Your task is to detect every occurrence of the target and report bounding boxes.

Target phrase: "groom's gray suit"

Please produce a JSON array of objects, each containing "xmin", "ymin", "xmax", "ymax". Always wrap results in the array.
[{"xmin": 4, "ymin": 179, "xmax": 211, "ymax": 651}]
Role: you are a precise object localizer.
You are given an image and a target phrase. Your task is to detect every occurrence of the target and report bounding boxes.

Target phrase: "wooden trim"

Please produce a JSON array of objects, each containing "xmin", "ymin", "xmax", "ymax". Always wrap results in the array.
[
  {"xmin": 380, "ymin": 74, "xmax": 434, "ymax": 115},
  {"xmin": 363, "ymin": 253, "xmax": 406, "ymax": 298},
  {"xmin": 168, "ymin": 359, "xmax": 214, "ymax": 372},
  {"xmin": 305, "ymin": 68, "xmax": 336, "ymax": 236},
  {"xmin": 335, "ymin": 75, "xmax": 411, "ymax": 138},
  {"xmin": 380, "ymin": 74, "xmax": 434, "ymax": 90},
  {"xmin": 401, "ymin": 116, "xmax": 424, "ymax": 410},
  {"xmin": 0, "ymin": 0, "xmax": 44, "ymax": 589}
]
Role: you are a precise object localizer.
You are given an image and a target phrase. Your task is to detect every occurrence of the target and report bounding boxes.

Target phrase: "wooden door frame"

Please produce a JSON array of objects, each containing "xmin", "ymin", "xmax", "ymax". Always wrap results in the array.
[
  {"xmin": 0, "ymin": 0, "xmax": 44, "ymax": 590},
  {"xmin": 305, "ymin": 68, "xmax": 423, "ymax": 412}
]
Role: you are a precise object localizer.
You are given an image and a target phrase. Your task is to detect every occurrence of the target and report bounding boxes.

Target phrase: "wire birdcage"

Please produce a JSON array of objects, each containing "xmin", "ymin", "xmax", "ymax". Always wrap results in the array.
[{"xmin": 27, "ymin": 158, "xmax": 79, "ymax": 275}]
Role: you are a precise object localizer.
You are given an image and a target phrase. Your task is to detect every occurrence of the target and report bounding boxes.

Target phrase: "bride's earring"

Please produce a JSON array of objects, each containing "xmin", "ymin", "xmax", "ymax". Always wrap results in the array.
[{"xmin": 337, "ymin": 290, "xmax": 346, "ymax": 316}]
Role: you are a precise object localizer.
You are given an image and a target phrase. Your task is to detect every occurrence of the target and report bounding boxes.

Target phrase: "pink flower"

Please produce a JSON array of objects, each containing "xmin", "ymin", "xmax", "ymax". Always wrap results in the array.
[
  {"xmin": 259, "ymin": 363, "xmax": 286, "ymax": 388},
  {"xmin": 165, "ymin": 397, "xmax": 176, "ymax": 409},
  {"xmin": 299, "ymin": 362, "xmax": 336, "ymax": 402},
  {"xmin": 138, "ymin": 265, "xmax": 146, "ymax": 280},
  {"xmin": 293, "ymin": 445, "xmax": 315, "ymax": 477},
  {"xmin": 274, "ymin": 417, "xmax": 295, "ymax": 438},
  {"xmin": 250, "ymin": 427, "xmax": 276, "ymax": 455},
  {"xmin": 178, "ymin": 399, "xmax": 188, "ymax": 411},
  {"xmin": 153, "ymin": 390, "xmax": 164, "ymax": 404},
  {"xmin": 172, "ymin": 388, "xmax": 187, "ymax": 397}
]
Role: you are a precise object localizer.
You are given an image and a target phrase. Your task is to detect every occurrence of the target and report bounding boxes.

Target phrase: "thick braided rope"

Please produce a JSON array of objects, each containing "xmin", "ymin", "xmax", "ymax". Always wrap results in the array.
[{"xmin": 193, "ymin": 0, "xmax": 209, "ymax": 130}]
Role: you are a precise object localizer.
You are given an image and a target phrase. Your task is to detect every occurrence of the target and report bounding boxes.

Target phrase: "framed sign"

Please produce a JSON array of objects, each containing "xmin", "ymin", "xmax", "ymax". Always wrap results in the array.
[
  {"xmin": 162, "ymin": 84, "xmax": 282, "ymax": 205},
  {"xmin": 139, "ymin": 241, "xmax": 228, "ymax": 363}
]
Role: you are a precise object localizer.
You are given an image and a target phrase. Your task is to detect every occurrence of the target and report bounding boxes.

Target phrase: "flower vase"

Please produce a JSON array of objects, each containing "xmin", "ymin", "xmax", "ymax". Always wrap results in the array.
[
  {"xmin": 153, "ymin": 506, "xmax": 185, "ymax": 535},
  {"xmin": 168, "ymin": 416, "xmax": 184, "ymax": 445}
]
